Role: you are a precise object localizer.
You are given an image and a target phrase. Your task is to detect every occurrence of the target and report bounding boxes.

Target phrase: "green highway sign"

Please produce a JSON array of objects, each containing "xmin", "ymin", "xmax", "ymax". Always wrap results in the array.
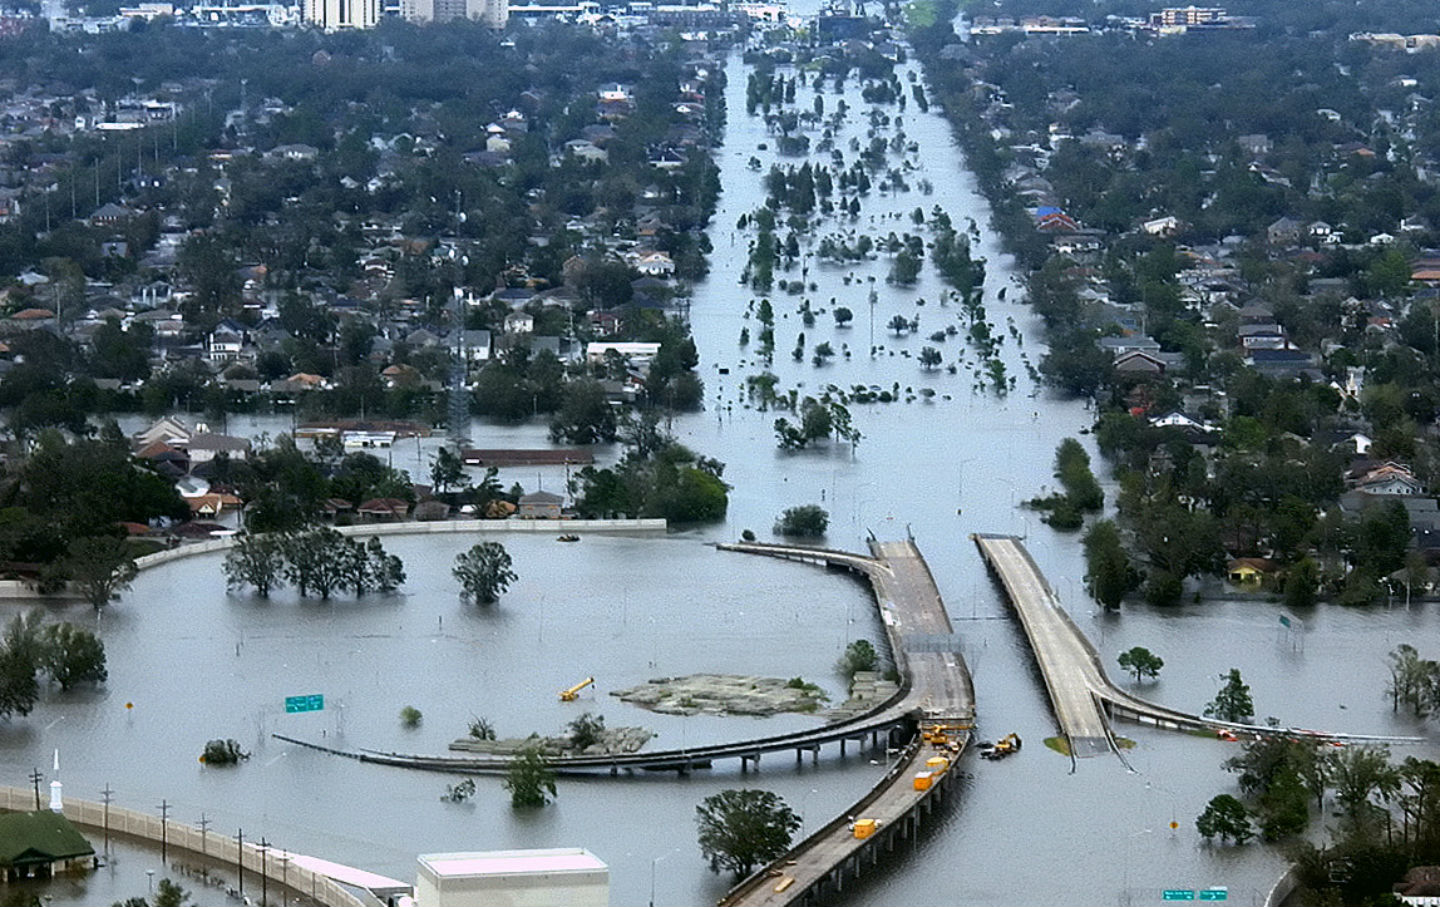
[
  {"xmin": 1162, "ymin": 891, "xmax": 1195, "ymax": 901},
  {"xmin": 285, "ymin": 694, "xmax": 325, "ymax": 713},
  {"xmin": 1199, "ymin": 889, "xmax": 1228, "ymax": 901}
]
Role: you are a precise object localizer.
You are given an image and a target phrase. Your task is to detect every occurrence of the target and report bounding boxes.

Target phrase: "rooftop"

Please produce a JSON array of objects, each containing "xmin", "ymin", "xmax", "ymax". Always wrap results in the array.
[{"xmin": 419, "ymin": 848, "xmax": 606, "ymax": 879}]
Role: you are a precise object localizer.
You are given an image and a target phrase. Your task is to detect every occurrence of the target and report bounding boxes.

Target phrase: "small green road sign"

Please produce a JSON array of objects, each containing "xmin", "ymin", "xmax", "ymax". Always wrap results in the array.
[
  {"xmin": 1162, "ymin": 890, "xmax": 1195, "ymax": 901},
  {"xmin": 1199, "ymin": 888, "xmax": 1228, "ymax": 901},
  {"xmin": 285, "ymin": 694, "xmax": 325, "ymax": 713}
]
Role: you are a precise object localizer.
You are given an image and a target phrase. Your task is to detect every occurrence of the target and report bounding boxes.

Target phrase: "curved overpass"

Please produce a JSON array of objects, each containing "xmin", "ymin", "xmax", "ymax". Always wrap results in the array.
[
  {"xmin": 276, "ymin": 539, "xmax": 976, "ymax": 776},
  {"xmin": 973, "ymin": 533, "xmax": 1422, "ymax": 756}
]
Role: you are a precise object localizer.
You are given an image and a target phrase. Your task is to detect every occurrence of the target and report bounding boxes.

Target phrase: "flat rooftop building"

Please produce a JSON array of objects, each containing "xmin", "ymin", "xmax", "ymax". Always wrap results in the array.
[{"xmin": 416, "ymin": 848, "xmax": 608, "ymax": 907}]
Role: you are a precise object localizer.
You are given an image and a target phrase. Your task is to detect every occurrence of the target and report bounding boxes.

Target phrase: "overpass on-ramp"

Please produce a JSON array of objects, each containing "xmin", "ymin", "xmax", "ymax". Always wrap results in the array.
[
  {"xmin": 712, "ymin": 538, "xmax": 975, "ymax": 907},
  {"xmin": 276, "ymin": 538, "xmax": 976, "ymax": 906},
  {"xmin": 973, "ymin": 533, "xmax": 1423, "ymax": 761}
]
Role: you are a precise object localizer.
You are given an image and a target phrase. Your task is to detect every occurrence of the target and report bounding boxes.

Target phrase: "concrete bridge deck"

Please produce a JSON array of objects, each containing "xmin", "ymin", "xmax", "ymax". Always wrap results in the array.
[
  {"xmin": 973, "ymin": 534, "xmax": 1114, "ymax": 758},
  {"xmin": 714, "ymin": 539, "xmax": 974, "ymax": 907},
  {"xmin": 276, "ymin": 540, "xmax": 969, "ymax": 777},
  {"xmin": 973, "ymin": 533, "xmax": 1423, "ymax": 756},
  {"xmin": 278, "ymin": 538, "xmax": 975, "ymax": 907}
]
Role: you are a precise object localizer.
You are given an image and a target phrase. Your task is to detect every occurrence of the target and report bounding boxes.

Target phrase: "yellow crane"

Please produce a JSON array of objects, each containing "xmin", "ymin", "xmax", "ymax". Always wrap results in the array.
[{"xmin": 559, "ymin": 677, "xmax": 595, "ymax": 702}]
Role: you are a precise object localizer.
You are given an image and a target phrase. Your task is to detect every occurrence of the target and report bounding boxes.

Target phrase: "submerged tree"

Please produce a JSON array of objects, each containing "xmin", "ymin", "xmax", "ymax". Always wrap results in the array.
[
  {"xmin": 224, "ymin": 533, "xmax": 287, "ymax": 598},
  {"xmin": 1117, "ymin": 647, "xmax": 1164, "ymax": 682},
  {"xmin": 696, "ymin": 789, "xmax": 800, "ymax": 877},
  {"xmin": 1205, "ymin": 668, "xmax": 1255, "ymax": 723},
  {"xmin": 504, "ymin": 745, "xmax": 557, "ymax": 808},
  {"xmin": 1196, "ymin": 794, "xmax": 1253, "ymax": 844},
  {"xmin": 453, "ymin": 542, "xmax": 518, "ymax": 604}
]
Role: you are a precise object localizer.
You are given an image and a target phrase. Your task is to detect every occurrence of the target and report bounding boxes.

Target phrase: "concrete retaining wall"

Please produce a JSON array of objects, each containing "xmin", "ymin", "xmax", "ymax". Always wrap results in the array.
[
  {"xmin": 0, "ymin": 519, "xmax": 667, "ymax": 599},
  {"xmin": 0, "ymin": 786, "xmax": 368, "ymax": 907},
  {"xmin": 134, "ymin": 518, "xmax": 667, "ymax": 571}
]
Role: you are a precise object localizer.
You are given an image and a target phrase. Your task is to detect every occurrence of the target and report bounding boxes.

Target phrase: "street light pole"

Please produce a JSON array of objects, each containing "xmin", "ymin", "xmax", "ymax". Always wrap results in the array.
[{"xmin": 649, "ymin": 848, "xmax": 678, "ymax": 907}]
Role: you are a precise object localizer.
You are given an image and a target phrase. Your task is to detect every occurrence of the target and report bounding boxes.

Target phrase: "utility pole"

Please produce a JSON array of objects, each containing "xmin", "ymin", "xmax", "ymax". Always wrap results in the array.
[
  {"xmin": 100, "ymin": 785, "xmax": 113, "ymax": 851},
  {"xmin": 259, "ymin": 837, "xmax": 269, "ymax": 907},
  {"xmin": 236, "ymin": 829, "xmax": 244, "ymax": 896},
  {"xmin": 28, "ymin": 768, "xmax": 42, "ymax": 810},
  {"xmin": 197, "ymin": 812, "xmax": 210, "ymax": 856},
  {"xmin": 157, "ymin": 799, "xmax": 169, "ymax": 865}
]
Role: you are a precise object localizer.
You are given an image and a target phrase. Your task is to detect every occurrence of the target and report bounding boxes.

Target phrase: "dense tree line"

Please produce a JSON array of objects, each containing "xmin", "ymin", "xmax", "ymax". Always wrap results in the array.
[{"xmin": 223, "ymin": 527, "xmax": 404, "ymax": 599}]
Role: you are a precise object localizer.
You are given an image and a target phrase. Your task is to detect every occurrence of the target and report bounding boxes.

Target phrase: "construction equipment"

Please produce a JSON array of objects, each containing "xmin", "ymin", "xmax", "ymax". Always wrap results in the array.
[
  {"xmin": 559, "ymin": 677, "xmax": 595, "ymax": 702},
  {"xmin": 980, "ymin": 732, "xmax": 1022, "ymax": 761},
  {"xmin": 920, "ymin": 723, "xmax": 971, "ymax": 746}
]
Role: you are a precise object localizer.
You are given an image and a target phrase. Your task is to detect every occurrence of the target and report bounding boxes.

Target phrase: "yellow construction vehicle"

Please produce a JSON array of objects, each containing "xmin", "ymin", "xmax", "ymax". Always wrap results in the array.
[
  {"xmin": 981, "ymin": 732, "xmax": 1022, "ymax": 761},
  {"xmin": 921, "ymin": 723, "xmax": 971, "ymax": 746},
  {"xmin": 559, "ymin": 677, "xmax": 595, "ymax": 702}
]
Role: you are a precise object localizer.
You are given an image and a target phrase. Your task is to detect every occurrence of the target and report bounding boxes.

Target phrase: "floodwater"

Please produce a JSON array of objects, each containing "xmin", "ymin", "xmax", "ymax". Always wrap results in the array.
[{"xmin": 6, "ymin": 24, "xmax": 1437, "ymax": 907}]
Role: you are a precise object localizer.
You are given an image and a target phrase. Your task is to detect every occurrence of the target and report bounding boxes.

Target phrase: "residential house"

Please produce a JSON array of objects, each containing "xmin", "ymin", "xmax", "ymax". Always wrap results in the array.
[
  {"xmin": 187, "ymin": 492, "xmax": 243, "ymax": 518},
  {"xmin": 503, "ymin": 311, "xmax": 534, "ymax": 335},
  {"xmin": 1266, "ymin": 217, "xmax": 1304, "ymax": 245},
  {"xmin": 1226, "ymin": 557, "xmax": 1276, "ymax": 585},
  {"xmin": 1245, "ymin": 348, "xmax": 1315, "ymax": 375},
  {"xmin": 1393, "ymin": 866, "xmax": 1440, "ymax": 906},
  {"xmin": 0, "ymin": 811, "xmax": 95, "ymax": 882},
  {"xmin": 563, "ymin": 140, "xmax": 608, "ymax": 164},
  {"xmin": 1237, "ymin": 133, "xmax": 1272, "ymax": 156},
  {"xmin": 1141, "ymin": 215, "xmax": 1183, "ymax": 237},
  {"xmin": 87, "ymin": 202, "xmax": 136, "ymax": 227},
  {"xmin": 1099, "ymin": 335, "xmax": 1161, "ymax": 357},
  {"xmin": 634, "ymin": 251, "xmax": 676, "ymax": 277},
  {"xmin": 1113, "ymin": 350, "xmax": 1167, "ymax": 376},
  {"xmin": 459, "ymin": 329, "xmax": 492, "ymax": 363},
  {"xmin": 133, "ymin": 416, "xmax": 190, "ymax": 448},
  {"xmin": 1035, "ymin": 206, "xmax": 1079, "ymax": 233},
  {"xmin": 357, "ymin": 497, "xmax": 409, "ymax": 521},
  {"xmin": 270, "ymin": 372, "xmax": 328, "ymax": 394},
  {"xmin": 517, "ymin": 489, "xmax": 564, "ymax": 518},
  {"xmin": 1355, "ymin": 462, "xmax": 1425, "ymax": 496},
  {"xmin": 586, "ymin": 342, "xmax": 662, "ymax": 365},
  {"xmin": 1238, "ymin": 322, "xmax": 1287, "ymax": 350},
  {"xmin": 205, "ymin": 319, "xmax": 249, "ymax": 364},
  {"xmin": 7, "ymin": 308, "xmax": 55, "ymax": 329},
  {"xmin": 1149, "ymin": 411, "xmax": 1206, "ymax": 430},
  {"xmin": 268, "ymin": 143, "xmax": 319, "ymax": 162},
  {"xmin": 177, "ymin": 432, "xmax": 251, "ymax": 465}
]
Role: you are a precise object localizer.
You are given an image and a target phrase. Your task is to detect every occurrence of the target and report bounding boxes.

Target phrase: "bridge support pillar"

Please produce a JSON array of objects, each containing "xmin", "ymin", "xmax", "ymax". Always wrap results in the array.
[{"xmin": 839, "ymin": 738, "xmax": 846, "ymax": 757}]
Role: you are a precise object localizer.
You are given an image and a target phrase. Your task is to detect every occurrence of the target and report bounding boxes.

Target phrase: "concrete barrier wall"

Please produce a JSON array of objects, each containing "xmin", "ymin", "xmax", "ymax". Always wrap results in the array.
[
  {"xmin": 133, "ymin": 518, "xmax": 668, "ymax": 572},
  {"xmin": 0, "ymin": 519, "xmax": 666, "ymax": 601},
  {"xmin": 0, "ymin": 786, "xmax": 368, "ymax": 907}
]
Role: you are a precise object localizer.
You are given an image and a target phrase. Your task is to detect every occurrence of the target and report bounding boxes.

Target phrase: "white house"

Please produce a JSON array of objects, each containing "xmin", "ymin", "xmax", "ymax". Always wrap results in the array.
[
  {"xmin": 1149, "ymin": 411, "xmax": 1206, "ymax": 431},
  {"xmin": 503, "ymin": 311, "xmax": 535, "ymax": 335},
  {"xmin": 634, "ymin": 251, "xmax": 676, "ymax": 277},
  {"xmin": 1141, "ymin": 215, "xmax": 1182, "ymax": 237},
  {"xmin": 596, "ymin": 83, "xmax": 631, "ymax": 103},
  {"xmin": 586, "ymin": 341, "xmax": 662, "ymax": 365}
]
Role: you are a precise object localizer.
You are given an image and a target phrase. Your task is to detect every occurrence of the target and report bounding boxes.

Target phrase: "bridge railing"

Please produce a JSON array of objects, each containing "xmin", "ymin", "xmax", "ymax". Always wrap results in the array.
[{"xmin": 718, "ymin": 733, "xmax": 928, "ymax": 906}]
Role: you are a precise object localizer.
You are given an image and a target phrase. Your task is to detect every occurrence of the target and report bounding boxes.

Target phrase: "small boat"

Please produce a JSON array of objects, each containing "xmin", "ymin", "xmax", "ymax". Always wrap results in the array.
[{"xmin": 556, "ymin": 534, "xmax": 580, "ymax": 543}]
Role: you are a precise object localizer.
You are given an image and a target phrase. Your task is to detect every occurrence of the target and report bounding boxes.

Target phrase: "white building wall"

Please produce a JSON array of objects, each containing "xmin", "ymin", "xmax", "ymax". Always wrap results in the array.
[{"xmin": 416, "ymin": 850, "xmax": 608, "ymax": 907}]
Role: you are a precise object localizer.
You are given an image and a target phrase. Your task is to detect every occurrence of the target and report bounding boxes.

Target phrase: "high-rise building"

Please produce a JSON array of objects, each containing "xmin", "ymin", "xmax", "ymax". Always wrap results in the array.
[
  {"xmin": 303, "ymin": 0, "xmax": 380, "ymax": 29},
  {"xmin": 400, "ymin": 0, "xmax": 506, "ymax": 27}
]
